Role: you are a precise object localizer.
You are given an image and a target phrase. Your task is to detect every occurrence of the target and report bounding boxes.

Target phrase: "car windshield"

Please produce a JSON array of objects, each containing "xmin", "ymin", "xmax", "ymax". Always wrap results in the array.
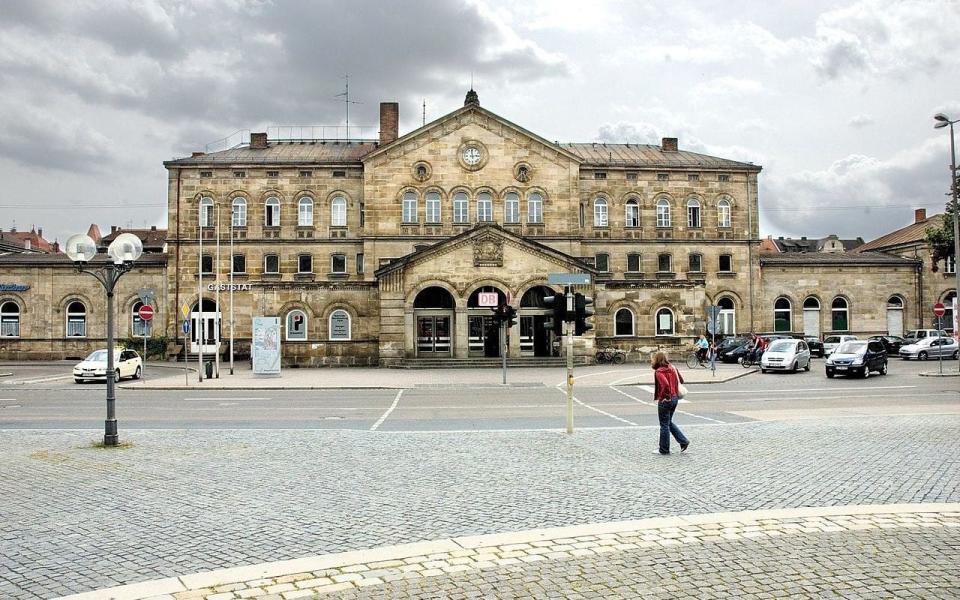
[
  {"xmin": 836, "ymin": 341, "xmax": 866, "ymax": 354},
  {"xmin": 84, "ymin": 350, "xmax": 109, "ymax": 362},
  {"xmin": 767, "ymin": 340, "xmax": 796, "ymax": 352},
  {"xmin": 824, "ymin": 336, "xmax": 841, "ymax": 344}
]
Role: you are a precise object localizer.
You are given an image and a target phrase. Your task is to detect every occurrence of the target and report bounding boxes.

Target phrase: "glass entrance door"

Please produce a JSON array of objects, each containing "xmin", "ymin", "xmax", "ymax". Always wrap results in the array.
[
  {"xmin": 190, "ymin": 313, "xmax": 220, "ymax": 353},
  {"xmin": 520, "ymin": 315, "xmax": 553, "ymax": 356},
  {"xmin": 469, "ymin": 315, "xmax": 500, "ymax": 357},
  {"xmin": 416, "ymin": 315, "xmax": 451, "ymax": 356}
]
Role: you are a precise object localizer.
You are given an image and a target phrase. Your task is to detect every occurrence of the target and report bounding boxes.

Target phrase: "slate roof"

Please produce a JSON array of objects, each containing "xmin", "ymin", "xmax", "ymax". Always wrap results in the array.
[
  {"xmin": 560, "ymin": 143, "xmax": 760, "ymax": 171},
  {"xmin": 760, "ymin": 252, "xmax": 919, "ymax": 266},
  {"xmin": 100, "ymin": 227, "xmax": 168, "ymax": 252},
  {"xmin": 165, "ymin": 141, "xmax": 377, "ymax": 166},
  {"xmin": 855, "ymin": 214, "xmax": 943, "ymax": 252},
  {"xmin": 770, "ymin": 236, "xmax": 864, "ymax": 253},
  {"xmin": 0, "ymin": 253, "xmax": 167, "ymax": 266}
]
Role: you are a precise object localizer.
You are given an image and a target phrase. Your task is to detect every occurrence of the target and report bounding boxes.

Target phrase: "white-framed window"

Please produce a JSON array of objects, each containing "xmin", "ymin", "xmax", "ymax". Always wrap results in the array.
[
  {"xmin": 655, "ymin": 307, "xmax": 675, "ymax": 336},
  {"xmin": 625, "ymin": 199, "xmax": 639, "ymax": 228},
  {"xmin": 1, "ymin": 301, "xmax": 20, "ymax": 337},
  {"xmin": 595, "ymin": 253, "xmax": 609, "ymax": 272},
  {"xmin": 232, "ymin": 197, "xmax": 247, "ymax": 227},
  {"xmin": 656, "ymin": 198, "xmax": 671, "ymax": 227},
  {"xmin": 286, "ymin": 310, "xmax": 307, "ymax": 341},
  {"xmin": 265, "ymin": 197, "xmax": 280, "ymax": 227},
  {"xmin": 477, "ymin": 192, "xmax": 493, "ymax": 222},
  {"xmin": 593, "ymin": 198, "xmax": 608, "ymax": 227},
  {"xmin": 717, "ymin": 297, "xmax": 736, "ymax": 335},
  {"xmin": 627, "ymin": 253, "xmax": 641, "ymax": 273},
  {"xmin": 718, "ymin": 198, "xmax": 732, "ymax": 228},
  {"xmin": 331, "ymin": 196, "xmax": 347, "ymax": 227},
  {"xmin": 66, "ymin": 301, "xmax": 86, "ymax": 337},
  {"xmin": 774, "ymin": 298, "xmax": 792, "ymax": 332},
  {"xmin": 425, "ymin": 192, "xmax": 441, "ymax": 224},
  {"xmin": 687, "ymin": 198, "xmax": 701, "ymax": 228},
  {"xmin": 331, "ymin": 254, "xmax": 346, "ymax": 273},
  {"xmin": 298, "ymin": 254, "xmax": 313, "ymax": 274},
  {"xmin": 504, "ymin": 192, "xmax": 520, "ymax": 224},
  {"xmin": 831, "ymin": 297, "xmax": 849, "ymax": 331},
  {"xmin": 527, "ymin": 192, "xmax": 543, "ymax": 224},
  {"xmin": 946, "ymin": 255, "xmax": 956, "ymax": 274},
  {"xmin": 200, "ymin": 196, "xmax": 215, "ymax": 228},
  {"xmin": 453, "ymin": 192, "xmax": 469, "ymax": 223},
  {"xmin": 688, "ymin": 253, "xmax": 702, "ymax": 273},
  {"xmin": 658, "ymin": 253, "xmax": 672, "ymax": 273},
  {"xmin": 131, "ymin": 301, "xmax": 150, "ymax": 337},
  {"xmin": 329, "ymin": 309, "xmax": 351, "ymax": 341},
  {"xmin": 298, "ymin": 197, "xmax": 314, "ymax": 226},
  {"xmin": 264, "ymin": 254, "xmax": 279, "ymax": 274},
  {"xmin": 232, "ymin": 254, "xmax": 246, "ymax": 274},
  {"xmin": 402, "ymin": 191, "xmax": 418, "ymax": 223},
  {"xmin": 719, "ymin": 254, "xmax": 733, "ymax": 272},
  {"xmin": 615, "ymin": 308, "xmax": 634, "ymax": 336},
  {"xmin": 200, "ymin": 254, "xmax": 213, "ymax": 274}
]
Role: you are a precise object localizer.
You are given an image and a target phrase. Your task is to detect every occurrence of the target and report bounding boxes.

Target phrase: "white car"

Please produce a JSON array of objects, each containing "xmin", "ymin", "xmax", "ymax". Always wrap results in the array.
[
  {"xmin": 760, "ymin": 338, "xmax": 811, "ymax": 373},
  {"xmin": 73, "ymin": 349, "xmax": 143, "ymax": 383},
  {"xmin": 822, "ymin": 335, "xmax": 857, "ymax": 357},
  {"xmin": 899, "ymin": 337, "xmax": 960, "ymax": 361}
]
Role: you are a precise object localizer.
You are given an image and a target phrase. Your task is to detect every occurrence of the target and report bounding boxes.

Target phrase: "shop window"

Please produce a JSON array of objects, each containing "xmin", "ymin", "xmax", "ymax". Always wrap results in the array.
[
  {"xmin": 329, "ymin": 309, "xmax": 351, "ymax": 341},
  {"xmin": 286, "ymin": 310, "xmax": 307, "ymax": 341},
  {"xmin": 0, "ymin": 301, "xmax": 20, "ymax": 337},
  {"xmin": 66, "ymin": 301, "xmax": 86, "ymax": 337}
]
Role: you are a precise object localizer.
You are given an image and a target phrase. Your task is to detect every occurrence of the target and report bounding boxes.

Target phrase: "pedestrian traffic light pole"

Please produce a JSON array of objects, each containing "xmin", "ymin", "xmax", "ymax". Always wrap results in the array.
[{"xmin": 566, "ymin": 288, "xmax": 574, "ymax": 434}]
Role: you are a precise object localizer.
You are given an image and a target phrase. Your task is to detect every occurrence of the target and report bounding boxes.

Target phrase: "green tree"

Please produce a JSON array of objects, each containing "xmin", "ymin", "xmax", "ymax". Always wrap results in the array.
[{"xmin": 924, "ymin": 201, "xmax": 956, "ymax": 270}]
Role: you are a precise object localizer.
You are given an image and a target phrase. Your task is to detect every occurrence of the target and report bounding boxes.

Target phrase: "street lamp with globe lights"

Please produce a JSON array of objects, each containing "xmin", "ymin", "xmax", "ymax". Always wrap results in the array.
[
  {"xmin": 65, "ymin": 232, "xmax": 143, "ymax": 446},
  {"xmin": 934, "ymin": 113, "xmax": 960, "ymax": 358}
]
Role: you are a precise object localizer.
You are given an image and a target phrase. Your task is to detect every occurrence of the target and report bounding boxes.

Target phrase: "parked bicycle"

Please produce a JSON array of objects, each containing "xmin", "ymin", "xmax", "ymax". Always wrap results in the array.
[{"xmin": 595, "ymin": 347, "xmax": 627, "ymax": 364}]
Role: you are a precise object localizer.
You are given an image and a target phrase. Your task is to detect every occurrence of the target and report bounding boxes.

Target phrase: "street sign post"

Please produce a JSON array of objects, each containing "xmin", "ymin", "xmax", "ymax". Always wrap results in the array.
[
  {"xmin": 181, "ymin": 303, "xmax": 190, "ymax": 319},
  {"xmin": 138, "ymin": 305, "xmax": 155, "ymax": 321},
  {"xmin": 934, "ymin": 302, "xmax": 946, "ymax": 318},
  {"xmin": 547, "ymin": 273, "xmax": 592, "ymax": 286},
  {"xmin": 136, "ymin": 305, "xmax": 154, "ymax": 377},
  {"xmin": 934, "ymin": 303, "xmax": 946, "ymax": 374},
  {"xmin": 705, "ymin": 305, "xmax": 721, "ymax": 375},
  {"xmin": 182, "ymin": 320, "xmax": 190, "ymax": 334}
]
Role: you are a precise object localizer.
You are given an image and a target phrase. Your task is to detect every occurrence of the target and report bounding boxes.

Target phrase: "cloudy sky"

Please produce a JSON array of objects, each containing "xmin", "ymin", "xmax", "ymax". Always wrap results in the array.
[{"xmin": 1, "ymin": 0, "xmax": 958, "ymax": 244}]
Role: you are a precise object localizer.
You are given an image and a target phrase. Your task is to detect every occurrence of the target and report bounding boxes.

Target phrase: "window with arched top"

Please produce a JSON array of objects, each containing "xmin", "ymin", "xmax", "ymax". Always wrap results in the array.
[
  {"xmin": 831, "ymin": 297, "xmax": 849, "ymax": 331},
  {"xmin": 264, "ymin": 197, "xmax": 280, "ymax": 227},
  {"xmin": 286, "ymin": 310, "xmax": 307, "ymax": 341},
  {"xmin": 402, "ymin": 191, "xmax": 418, "ymax": 224},
  {"xmin": 717, "ymin": 297, "xmax": 736, "ymax": 335},
  {"xmin": 593, "ymin": 198, "xmax": 608, "ymax": 227},
  {"xmin": 232, "ymin": 197, "xmax": 247, "ymax": 227},
  {"xmin": 717, "ymin": 198, "xmax": 731, "ymax": 228},
  {"xmin": 504, "ymin": 192, "xmax": 520, "ymax": 224},
  {"xmin": 0, "ymin": 301, "xmax": 20, "ymax": 337},
  {"xmin": 803, "ymin": 297, "xmax": 821, "ymax": 310},
  {"xmin": 453, "ymin": 192, "xmax": 469, "ymax": 223},
  {"xmin": 687, "ymin": 198, "xmax": 701, "ymax": 228},
  {"xmin": 329, "ymin": 309, "xmax": 351, "ymax": 341},
  {"xmin": 298, "ymin": 197, "xmax": 314, "ymax": 226},
  {"xmin": 477, "ymin": 192, "xmax": 493, "ymax": 222},
  {"xmin": 425, "ymin": 192, "xmax": 441, "ymax": 224},
  {"xmin": 774, "ymin": 298, "xmax": 792, "ymax": 332},
  {"xmin": 66, "ymin": 301, "xmax": 86, "ymax": 337},
  {"xmin": 887, "ymin": 296, "xmax": 903, "ymax": 308},
  {"xmin": 655, "ymin": 307, "xmax": 675, "ymax": 336},
  {"xmin": 200, "ymin": 196, "xmax": 215, "ymax": 228},
  {"xmin": 331, "ymin": 196, "xmax": 347, "ymax": 227},
  {"xmin": 615, "ymin": 308, "xmax": 634, "ymax": 337},
  {"xmin": 131, "ymin": 301, "xmax": 150, "ymax": 337},
  {"xmin": 656, "ymin": 198, "xmax": 671, "ymax": 227},
  {"xmin": 625, "ymin": 199, "xmax": 639, "ymax": 228},
  {"xmin": 527, "ymin": 192, "xmax": 543, "ymax": 224}
]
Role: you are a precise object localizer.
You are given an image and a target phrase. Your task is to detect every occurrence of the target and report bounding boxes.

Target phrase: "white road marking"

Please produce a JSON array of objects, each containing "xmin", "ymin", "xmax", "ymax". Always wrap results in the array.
[
  {"xmin": 610, "ymin": 386, "xmax": 726, "ymax": 424},
  {"xmin": 553, "ymin": 369, "xmax": 621, "ymax": 387},
  {"xmin": 3, "ymin": 374, "xmax": 74, "ymax": 385},
  {"xmin": 370, "ymin": 389, "xmax": 404, "ymax": 431},
  {"xmin": 683, "ymin": 385, "xmax": 918, "ymax": 395},
  {"xmin": 183, "ymin": 397, "xmax": 273, "ymax": 401},
  {"xmin": 554, "ymin": 387, "xmax": 639, "ymax": 426}
]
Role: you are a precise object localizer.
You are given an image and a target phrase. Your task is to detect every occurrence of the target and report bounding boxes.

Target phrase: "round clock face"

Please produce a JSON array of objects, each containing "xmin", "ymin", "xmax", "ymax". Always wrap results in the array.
[{"xmin": 462, "ymin": 146, "xmax": 482, "ymax": 166}]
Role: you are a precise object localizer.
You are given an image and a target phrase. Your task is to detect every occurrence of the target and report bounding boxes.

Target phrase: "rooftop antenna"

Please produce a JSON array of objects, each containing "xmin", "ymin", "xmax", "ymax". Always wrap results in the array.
[{"xmin": 334, "ymin": 74, "xmax": 362, "ymax": 140}]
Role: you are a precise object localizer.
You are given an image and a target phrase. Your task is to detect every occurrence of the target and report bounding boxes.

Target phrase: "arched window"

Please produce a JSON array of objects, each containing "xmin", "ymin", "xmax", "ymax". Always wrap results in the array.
[
  {"xmin": 942, "ymin": 292, "xmax": 956, "ymax": 333},
  {"xmin": 0, "ymin": 301, "xmax": 20, "ymax": 337},
  {"xmin": 425, "ymin": 191, "xmax": 441, "ymax": 224},
  {"xmin": 329, "ymin": 309, "xmax": 351, "ymax": 341},
  {"xmin": 804, "ymin": 297, "xmax": 821, "ymax": 310},
  {"xmin": 66, "ymin": 301, "xmax": 86, "ymax": 337},
  {"xmin": 331, "ymin": 196, "xmax": 347, "ymax": 227},
  {"xmin": 402, "ymin": 191, "xmax": 417, "ymax": 224},
  {"xmin": 504, "ymin": 192, "xmax": 520, "ymax": 224},
  {"xmin": 286, "ymin": 310, "xmax": 307, "ymax": 341},
  {"xmin": 717, "ymin": 198, "xmax": 731, "ymax": 228},
  {"xmin": 802, "ymin": 296, "xmax": 821, "ymax": 338},
  {"xmin": 774, "ymin": 298, "xmax": 792, "ymax": 332},
  {"xmin": 886, "ymin": 296, "xmax": 905, "ymax": 337},
  {"xmin": 615, "ymin": 308, "xmax": 634, "ymax": 336},
  {"xmin": 298, "ymin": 197, "xmax": 314, "ymax": 227},
  {"xmin": 625, "ymin": 199, "xmax": 639, "ymax": 228},
  {"xmin": 453, "ymin": 192, "xmax": 469, "ymax": 223},
  {"xmin": 593, "ymin": 198, "xmax": 608, "ymax": 227},
  {"xmin": 527, "ymin": 192, "xmax": 543, "ymax": 224},
  {"xmin": 131, "ymin": 301, "xmax": 150, "ymax": 337},
  {"xmin": 477, "ymin": 192, "xmax": 493, "ymax": 222},
  {"xmin": 655, "ymin": 307, "xmax": 675, "ymax": 336},
  {"xmin": 831, "ymin": 297, "xmax": 849, "ymax": 331},
  {"xmin": 687, "ymin": 198, "xmax": 701, "ymax": 228},
  {"xmin": 717, "ymin": 297, "xmax": 736, "ymax": 335},
  {"xmin": 656, "ymin": 198, "xmax": 671, "ymax": 227},
  {"xmin": 231, "ymin": 197, "xmax": 247, "ymax": 227},
  {"xmin": 264, "ymin": 197, "xmax": 280, "ymax": 227},
  {"xmin": 200, "ymin": 196, "xmax": 215, "ymax": 228}
]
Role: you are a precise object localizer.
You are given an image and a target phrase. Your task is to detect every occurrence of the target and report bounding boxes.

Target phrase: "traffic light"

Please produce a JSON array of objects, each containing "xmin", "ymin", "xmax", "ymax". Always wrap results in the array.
[
  {"xmin": 504, "ymin": 305, "xmax": 517, "ymax": 329},
  {"xmin": 542, "ymin": 293, "xmax": 566, "ymax": 336},
  {"xmin": 574, "ymin": 293, "xmax": 594, "ymax": 336}
]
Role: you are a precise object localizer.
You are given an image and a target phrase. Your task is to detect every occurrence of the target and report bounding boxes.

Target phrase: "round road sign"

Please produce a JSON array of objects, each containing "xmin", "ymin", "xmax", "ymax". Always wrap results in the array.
[
  {"xmin": 138, "ymin": 305, "xmax": 155, "ymax": 321},
  {"xmin": 934, "ymin": 302, "xmax": 946, "ymax": 317}
]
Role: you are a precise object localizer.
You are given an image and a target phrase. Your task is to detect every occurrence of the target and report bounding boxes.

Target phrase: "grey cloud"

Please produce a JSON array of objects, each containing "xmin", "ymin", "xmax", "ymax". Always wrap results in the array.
[
  {"xmin": 812, "ymin": 33, "xmax": 870, "ymax": 79},
  {"xmin": 848, "ymin": 114, "xmax": 874, "ymax": 128},
  {"xmin": 0, "ymin": 102, "xmax": 117, "ymax": 172}
]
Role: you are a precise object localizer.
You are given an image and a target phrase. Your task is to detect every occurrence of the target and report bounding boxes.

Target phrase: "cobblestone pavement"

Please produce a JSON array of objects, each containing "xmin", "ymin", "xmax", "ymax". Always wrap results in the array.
[{"xmin": 3, "ymin": 415, "xmax": 959, "ymax": 599}]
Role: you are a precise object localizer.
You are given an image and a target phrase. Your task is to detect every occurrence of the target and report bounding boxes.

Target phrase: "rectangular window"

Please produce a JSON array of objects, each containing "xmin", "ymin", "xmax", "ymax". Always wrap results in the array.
[
  {"xmin": 233, "ymin": 170, "xmax": 246, "ymax": 178},
  {"xmin": 595, "ymin": 253, "xmax": 609, "ymax": 272},
  {"xmin": 657, "ymin": 173, "xmax": 669, "ymax": 181},
  {"xmin": 626, "ymin": 172, "xmax": 638, "ymax": 181},
  {"xmin": 265, "ymin": 202, "xmax": 280, "ymax": 227},
  {"xmin": 627, "ymin": 253, "xmax": 641, "ymax": 273},
  {"xmin": 200, "ymin": 171, "xmax": 213, "ymax": 178},
  {"xmin": 332, "ymin": 170, "xmax": 346, "ymax": 178},
  {"xmin": 232, "ymin": 254, "xmax": 246, "ymax": 274},
  {"xmin": 299, "ymin": 170, "xmax": 312, "ymax": 178},
  {"xmin": 200, "ymin": 254, "xmax": 213, "ymax": 274},
  {"xmin": 527, "ymin": 194, "xmax": 543, "ymax": 224},
  {"xmin": 266, "ymin": 170, "xmax": 279, "ymax": 178},
  {"xmin": 688, "ymin": 253, "xmax": 702, "ymax": 273},
  {"xmin": 946, "ymin": 255, "xmax": 956, "ymax": 274},
  {"xmin": 402, "ymin": 194, "xmax": 418, "ymax": 223},
  {"xmin": 331, "ymin": 254, "xmax": 346, "ymax": 273},
  {"xmin": 264, "ymin": 254, "xmax": 279, "ymax": 274},
  {"xmin": 594, "ymin": 172, "xmax": 607, "ymax": 180},
  {"xmin": 67, "ymin": 316, "xmax": 86, "ymax": 337},
  {"xmin": 454, "ymin": 195, "xmax": 469, "ymax": 223},
  {"xmin": 359, "ymin": 202, "xmax": 365, "ymax": 228},
  {"xmin": 718, "ymin": 173, "xmax": 731, "ymax": 182},
  {"xmin": 688, "ymin": 173, "xmax": 700, "ymax": 182},
  {"xmin": 658, "ymin": 254, "xmax": 672, "ymax": 273},
  {"xmin": 356, "ymin": 253, "xmax": 364, "ymax": 274},
  {"xmin": 504, "ymin": 195, "xmax": 520, "ymax": 223},
  {"xmin": 298, "ymin": 254, "xmax": 313, "ymax": 274},
  {"xmin": 719, "ymin": 254, "xmax": 733, "ymax": 272}
]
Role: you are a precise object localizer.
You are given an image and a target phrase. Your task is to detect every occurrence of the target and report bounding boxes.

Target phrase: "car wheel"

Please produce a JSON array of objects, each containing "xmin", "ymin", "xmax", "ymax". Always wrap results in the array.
[
  {"xmin": 826, "ymin": 371, "xmax": 834, "ymax": 378},
  {"xmin": 761, "ymin": 368, "xmax": 767, "ymax": 374},
  {"xmin": 74, "ymin": 378, "xmax": 84, "ymax": 384},
  {"xmin": 114, "ymin": 369, "xmax": 121, "ymax": 383},
  {"xmin": 804, "ymin": 361, "xmax": 811, "ymax": 372},
  {"xmin": 918, "ymin": 351, "xmax": 928, "ymax": 361},
  {"xmin": 880, "ymin": 362, "xmax": 887, "ymax": 375},
  {"xmin": 862, "ymin": 367, "xmax": 869, "ymax": 379},
  {"xmin": 953, "ymin": 350, "xmax": 959, "ymax": 360},
  {"xmin": 134, "ymin": 366, "xmax": 142, "ymax": 380},
  {"xmin": 791, "ymin": 361, "xmax": 798, "ymax": 373}
]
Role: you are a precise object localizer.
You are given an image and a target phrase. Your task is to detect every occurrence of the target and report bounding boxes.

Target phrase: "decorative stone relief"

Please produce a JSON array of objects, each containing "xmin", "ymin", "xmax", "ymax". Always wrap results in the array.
[{"xmin": 473, "ymin": 236, "xmax": 503, "ymax": 267}]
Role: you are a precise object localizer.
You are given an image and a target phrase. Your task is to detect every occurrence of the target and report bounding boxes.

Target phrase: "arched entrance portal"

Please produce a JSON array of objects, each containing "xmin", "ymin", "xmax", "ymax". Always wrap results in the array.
[
  {"xmin": 520, "ymin": 285, "xmax": 558, "ymax": 357},
  {"xmin": 414, "ymin": 287, "xmax": 455, "ymax": 356},
  {"xmin": 468, "ymin": 286, "xmax": 506, "ymax": 357},
  {"xmin": 190, "ymin": 298, "xmax": 220, "ymax": 353}
]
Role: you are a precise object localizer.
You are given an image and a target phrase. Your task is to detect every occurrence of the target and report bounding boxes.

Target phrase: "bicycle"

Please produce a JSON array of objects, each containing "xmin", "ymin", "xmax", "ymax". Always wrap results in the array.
[
  {"xmin": 740, "ymin": 351, "xmax": 761, "ymax": 368},
  {"xmin": 595, "ymin": 347, "xmax": 627, "ymax": 364},
  {"xmin": 685, "ymin": 350, "xmax": 710, "ymax": 369}
]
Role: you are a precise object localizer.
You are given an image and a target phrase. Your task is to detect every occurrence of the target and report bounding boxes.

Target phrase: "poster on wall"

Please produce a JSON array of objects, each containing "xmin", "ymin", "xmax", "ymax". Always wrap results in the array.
[
  {"xmin": 252, "ymin": 317, "xmax": 281, "ymax": 375},
  {"xmin": 954, "ymin": 298, "xmax": 958, "ymax": 341}
]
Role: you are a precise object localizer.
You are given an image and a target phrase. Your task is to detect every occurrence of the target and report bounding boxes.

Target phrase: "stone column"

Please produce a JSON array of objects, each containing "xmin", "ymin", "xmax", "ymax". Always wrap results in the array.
[{"xmin": 454, "ymin": 308, "xmax": 469, "ymax": 358}]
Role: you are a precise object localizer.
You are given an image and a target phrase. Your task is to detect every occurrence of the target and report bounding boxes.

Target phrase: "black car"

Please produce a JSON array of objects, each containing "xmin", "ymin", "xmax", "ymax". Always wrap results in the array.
[
  {"xmin": 716, "ymin": 337, "xmax": 748, "ymax": 363},
  {"xmin": 804, "ymin": 336, "xmax": 825, "ymax": 358},
  {"xmin": 825, "ymin": 340, "xmax": 888, "ymax": 378},
  {"xmin": 868, "ymin": 335, "xmax": 905, "ymax": 354}
]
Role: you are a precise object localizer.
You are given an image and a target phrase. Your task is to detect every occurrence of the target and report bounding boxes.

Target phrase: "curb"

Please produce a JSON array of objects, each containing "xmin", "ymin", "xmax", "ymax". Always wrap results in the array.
[
  {"xmin": 53, "ymin": 503, "xmax": 960, "ymax": 600},
  {"xmin": 919, "ymin": 371, "xmax": 960, "ymax": 377}
]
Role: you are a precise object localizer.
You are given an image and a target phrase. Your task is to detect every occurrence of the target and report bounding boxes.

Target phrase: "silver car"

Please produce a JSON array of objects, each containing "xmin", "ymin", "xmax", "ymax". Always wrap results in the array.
[
  {"xmin": 760, "ymin": 338, "xmax": 811, "ymax": 373},
  {"xmin": 899, "ymin": 336, "xmax": 960, "ymax": 360},
  {"xmin": 822, "ymin": 335, "xmax": 857, "ymax": 357}
]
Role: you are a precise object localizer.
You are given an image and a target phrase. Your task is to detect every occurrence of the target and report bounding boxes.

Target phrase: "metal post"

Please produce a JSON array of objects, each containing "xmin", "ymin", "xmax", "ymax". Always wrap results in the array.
[
  {"xmin": 948, "ymin": 121, "xmax": 960, "ymax": 372},
  {"xmin": 143, "ymin": 331, "xmax": 147, "ymax": 379},
  {"xmin": 565, "ymin": 287, "xmax": 574, "ymax": 435},
  {"xmin": 229, "ymin": 204, "xmax": 235, "ymax": 375},
  {"xmin": 938, "ymin": 318, "xmax": 943, "ymax": 375},
  {"xmin": 215, "ymin": 203, "xmax": 221, "ymax": 378},
  {"xmin": 104, "ymin": 278, "xmax": 118, "ymax": 446},
  {"xmin": 198, "ymin": 204, "xmax": 204, "ymax": 383},
  {"xmin": 501, "ymin": 320, "xmax": 506, "ymax": 385}
]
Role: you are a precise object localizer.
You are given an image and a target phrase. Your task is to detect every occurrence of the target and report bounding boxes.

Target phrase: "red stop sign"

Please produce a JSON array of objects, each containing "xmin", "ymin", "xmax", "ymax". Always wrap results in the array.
[
  {"xmin": 934, "ymin": 302, "xmax": 946, "ymax": 317},
  {"xmin": 138, "ymin": 305, "xmax": 155, "ymax": 321}
]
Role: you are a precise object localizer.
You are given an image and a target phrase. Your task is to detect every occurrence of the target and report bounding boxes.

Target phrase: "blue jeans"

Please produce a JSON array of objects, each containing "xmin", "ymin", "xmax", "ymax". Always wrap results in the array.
[{"xmin": 658, "ymin": 397, "xmax": 689, "ymax": 453}]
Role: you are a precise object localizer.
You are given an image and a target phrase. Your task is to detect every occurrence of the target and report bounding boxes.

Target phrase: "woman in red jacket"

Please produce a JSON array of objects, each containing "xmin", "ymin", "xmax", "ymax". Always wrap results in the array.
[{"xmin": 652, "ymin": 351, "xmax": 690, "ymax": 455}]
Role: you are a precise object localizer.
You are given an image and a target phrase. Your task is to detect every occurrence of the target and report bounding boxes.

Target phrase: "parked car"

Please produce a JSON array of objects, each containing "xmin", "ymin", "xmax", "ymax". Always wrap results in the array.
[
  {"xmin": 822, "ymin": 335, "xmax": 858, "ymax": 357},
  {"xmin": 903, "ymin": 329, "xmax": 949, "ymax": 344},
  {"xmin": 825, "ymin": 340, "xmax": 888, "ymax": 378},
  {"xmin": 804, "ymin": 336, "xmax": 825, "ymax": 358},
  {"xmin": 74, "ymin": 348, "xmax": 143, "ymax": 383},
  {"xmin": 899, "ymin": 336, "xmax": 960, "ymax": 360},
  {"xmin": 760, "ymin": 338, "xmax": 811, "ymax": 373},
  {"xmin": 716, "ymin": 336, "xmax": 749, "ymax": 363},
  {"xmin": 868, "ymin": 335, "xmax": 905, "ymax": 355}
]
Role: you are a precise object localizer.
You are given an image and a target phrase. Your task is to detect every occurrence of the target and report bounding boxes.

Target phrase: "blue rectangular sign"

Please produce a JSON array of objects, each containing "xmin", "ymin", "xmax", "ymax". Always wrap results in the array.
[
  {"xmin": 182, "ymin": 320, "xmax": 190, "ymax": 334},
  {"xmin": 547, "ymin": 273, "xmax": 592, "ymax": 285}
]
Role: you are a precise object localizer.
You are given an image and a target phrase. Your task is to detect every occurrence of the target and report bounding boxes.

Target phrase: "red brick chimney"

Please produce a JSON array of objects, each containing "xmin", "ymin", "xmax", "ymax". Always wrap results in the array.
[
  {"xmin": 915, "ymin": 208, "xmax": 927, "ymax": 223},
  {"xmin": 661, "ymin": 137, "xmax": 678, "ymax": 152},
  {"xmin": 250, "ymin": 132, "xmax": 268, "ymax": 149},
  {"xmin": 379, "ymin": 102, "xmax": 399, "ymax": 145}
]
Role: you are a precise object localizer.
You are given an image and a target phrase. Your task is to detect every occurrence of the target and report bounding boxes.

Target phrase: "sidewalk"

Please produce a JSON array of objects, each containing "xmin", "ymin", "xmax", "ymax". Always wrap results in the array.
[{"xmin": 120, "ymin": 363, "xmax": 754, "ymax": 390}]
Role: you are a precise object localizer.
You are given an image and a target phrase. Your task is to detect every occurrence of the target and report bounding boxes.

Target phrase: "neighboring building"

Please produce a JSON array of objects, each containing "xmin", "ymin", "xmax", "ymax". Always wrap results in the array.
[
  {"xmin": 99, "ymin": 226, "xmax": 168, "ymax": 254},
  {"xmin": 0, "ymin": 227, "xmax": 58, "ymax": 253},
  {"xmin": 764, "ymin": 234, "xmax": 863, "ymax": 254}
]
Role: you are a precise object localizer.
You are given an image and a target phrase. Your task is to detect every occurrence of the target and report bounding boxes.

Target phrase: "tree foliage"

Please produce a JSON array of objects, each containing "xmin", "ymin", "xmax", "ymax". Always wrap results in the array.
[{"xmin": 924, "ymin": 201, "xmax": 956, "ymax": 268}]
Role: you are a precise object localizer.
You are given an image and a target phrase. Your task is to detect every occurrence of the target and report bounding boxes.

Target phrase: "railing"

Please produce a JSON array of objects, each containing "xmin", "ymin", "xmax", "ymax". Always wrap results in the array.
[{"xmin": 267, "ymin": 125, "xmax": 377, "ymax": 143}]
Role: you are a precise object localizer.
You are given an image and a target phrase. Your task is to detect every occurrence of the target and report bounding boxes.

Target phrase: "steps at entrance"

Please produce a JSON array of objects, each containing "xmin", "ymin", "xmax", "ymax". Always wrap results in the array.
[{"xmin": 400, "ymin": 356, "xmax": 588, "ymax": 368}]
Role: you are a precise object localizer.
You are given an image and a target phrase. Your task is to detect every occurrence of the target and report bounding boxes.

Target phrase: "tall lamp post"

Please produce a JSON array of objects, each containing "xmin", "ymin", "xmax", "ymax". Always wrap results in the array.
[
  {"xmin": 65, "ymin": 232, "xmax": 143, "ymax": 446},
  {"xmin": 934, "ymin": 113, "xmax": 960, "ymax": 369}
]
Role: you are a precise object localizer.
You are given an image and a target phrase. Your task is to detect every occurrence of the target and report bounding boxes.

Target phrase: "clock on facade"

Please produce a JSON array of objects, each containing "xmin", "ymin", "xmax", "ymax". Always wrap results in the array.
[{"xmin": 462, "ymin": 146, "xmax": 482, "ymax": 166}]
